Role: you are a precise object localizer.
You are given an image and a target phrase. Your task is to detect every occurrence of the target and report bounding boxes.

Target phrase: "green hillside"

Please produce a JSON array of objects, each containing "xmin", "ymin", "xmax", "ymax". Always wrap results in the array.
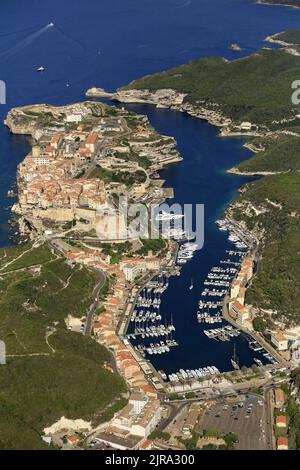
[
  {"xmin": 230, "ymin": 172, "xmax": 300, "ymax": 324},
  {"xmin": 0, "ymin": 243, "xmax": 126, "ymax": 449},
  {"xmin": 123, "ymin": 49, "xmax": 300, "ymax": 124}
]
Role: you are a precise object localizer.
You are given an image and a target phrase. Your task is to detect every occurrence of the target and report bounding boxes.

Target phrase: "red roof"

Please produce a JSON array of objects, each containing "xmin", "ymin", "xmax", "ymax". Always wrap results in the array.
[
  {"xmin": 276, "ymin": 415, "xmax": 287, "ymax": 425},
  {"xmin": 86, "ymin": 132, "xmax": 98, "ymax": 144},
  {"xmin": 277, "ymin": 436, "xmax": 288, "ymax": 447}
]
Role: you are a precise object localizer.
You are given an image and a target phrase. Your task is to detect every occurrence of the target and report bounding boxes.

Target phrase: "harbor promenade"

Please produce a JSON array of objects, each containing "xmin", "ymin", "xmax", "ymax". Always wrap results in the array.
[{"xmin": 222, "ymin": 294, "xmax": 290, "ymax": 368}]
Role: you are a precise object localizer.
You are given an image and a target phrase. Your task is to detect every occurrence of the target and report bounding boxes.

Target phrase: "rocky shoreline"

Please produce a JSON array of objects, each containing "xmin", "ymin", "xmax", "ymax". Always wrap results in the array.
[
  {"xmin": 86, "ymin": 86, "xmax": 267, "ymax": 138},
  {"xmin": 257, "ymin": 0, "xmax": 300, "ymax": 10}
]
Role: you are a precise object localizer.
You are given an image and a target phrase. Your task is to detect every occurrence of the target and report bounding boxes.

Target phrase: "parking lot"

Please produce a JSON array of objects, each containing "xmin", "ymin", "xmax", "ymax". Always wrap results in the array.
[{"xmin": 200, "ymin": 395, "xmax": 271, "ymax": 450}]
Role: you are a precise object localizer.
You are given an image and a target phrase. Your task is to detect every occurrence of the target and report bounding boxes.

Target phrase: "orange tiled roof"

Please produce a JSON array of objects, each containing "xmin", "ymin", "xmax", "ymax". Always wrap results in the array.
[
  {"xmin": 276, "ymin": 415, "xmax": 287, "ymax": 425},
  {"xmin": 277, "ymin": 436, "xmax": 288, "ymax": 447}
]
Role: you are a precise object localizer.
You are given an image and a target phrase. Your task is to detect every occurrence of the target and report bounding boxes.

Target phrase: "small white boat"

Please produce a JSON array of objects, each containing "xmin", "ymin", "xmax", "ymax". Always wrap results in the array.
[
  {"xmin": 254, "ymin": 358, "xmax": 263, "ymax": 367},
  {"xmin": 37, "ymin": 66, "xmax": 45, "ymax": 72}
]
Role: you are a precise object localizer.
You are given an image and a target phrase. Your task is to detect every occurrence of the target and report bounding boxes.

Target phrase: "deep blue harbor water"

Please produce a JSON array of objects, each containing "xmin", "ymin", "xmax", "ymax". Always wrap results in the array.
[{"xmin": 1, "ymin": 0, "xmax": 300, "ymax": 373}]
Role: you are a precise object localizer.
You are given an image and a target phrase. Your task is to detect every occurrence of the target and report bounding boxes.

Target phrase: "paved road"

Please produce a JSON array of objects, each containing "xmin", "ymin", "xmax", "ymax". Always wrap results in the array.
[
  {"xmin": 265, "ymin": 388, "xmax": 275, "ymax": 450},
  {"xmin": 159, "ymin": 403, "xmax": 186, "ymax": 431},
  {"xmin": 84, "ymin": 270, "xmax": 106, "ymax": 336}
]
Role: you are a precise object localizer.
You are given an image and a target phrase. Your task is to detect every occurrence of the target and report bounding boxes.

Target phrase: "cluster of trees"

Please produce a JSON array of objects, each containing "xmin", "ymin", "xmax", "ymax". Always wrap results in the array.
[
  {"xmin": 149, "ymin": 430, "xmax": 171, "ymax": 441},
  {"xmin": 137, "ymin": 237, "xmax": 166, "ymax": 255},
  {"xmin": 91, "ymin": 166, "xmax": 147, "ymax": 187}
]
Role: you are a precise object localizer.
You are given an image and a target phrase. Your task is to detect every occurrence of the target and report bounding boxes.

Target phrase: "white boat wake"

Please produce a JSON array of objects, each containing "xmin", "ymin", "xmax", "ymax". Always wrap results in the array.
[{"xmin": 0, "ymin": 23, "xmax": 54, "ymax": 61}]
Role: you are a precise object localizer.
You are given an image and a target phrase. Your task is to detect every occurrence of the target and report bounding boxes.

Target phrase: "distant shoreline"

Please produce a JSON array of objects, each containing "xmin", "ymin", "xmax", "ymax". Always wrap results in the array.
[{"xmin": 256, "ymin": 0, "xmax": 300, "ymax": 10}]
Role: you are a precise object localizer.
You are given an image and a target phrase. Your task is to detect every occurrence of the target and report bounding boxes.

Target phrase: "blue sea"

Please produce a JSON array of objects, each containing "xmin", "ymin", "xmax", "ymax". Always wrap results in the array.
[{"xmin": 1, "ymin": 0, "xmax": 300, "ymax": 372}]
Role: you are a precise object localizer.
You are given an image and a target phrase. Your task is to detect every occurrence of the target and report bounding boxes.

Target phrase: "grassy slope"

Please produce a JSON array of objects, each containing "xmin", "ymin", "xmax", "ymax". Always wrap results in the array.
[
  {"xmin": 0, "ymin": 244, "xmax": 126, "ymax": 449},
  {"xmin": 123, "ymin": 49, "xmax": 300, "ymax": 124}
]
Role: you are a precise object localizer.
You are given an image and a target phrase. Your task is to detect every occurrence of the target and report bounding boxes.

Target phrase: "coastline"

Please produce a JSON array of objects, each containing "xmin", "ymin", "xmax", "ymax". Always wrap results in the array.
[{"xmin": 256, "ymin": 0, "xmax": 300, "ymax": 10}]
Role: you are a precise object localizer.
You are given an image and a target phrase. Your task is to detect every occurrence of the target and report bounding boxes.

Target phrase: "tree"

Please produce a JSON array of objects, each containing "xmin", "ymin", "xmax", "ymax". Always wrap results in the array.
[
  {"xmin": 149, "ymin": 430, "xmax": 170, "ymax": 441},
  {"xmin": 253, "ymin": 317, "xmax": 267, "ymax": 333},
  {"xmin": 224, "ymin": 432, "xmax": 238, "ymax": 448},
  {"xmin": 185, "ymin": 392, "xmax": 196, "ymax": 399}
]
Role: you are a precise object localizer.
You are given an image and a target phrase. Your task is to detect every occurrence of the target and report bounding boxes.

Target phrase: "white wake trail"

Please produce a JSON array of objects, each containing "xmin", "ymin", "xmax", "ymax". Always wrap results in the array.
[{"xmin": 0, "ymin": 23, "xmax": 54, "ymax": 61}]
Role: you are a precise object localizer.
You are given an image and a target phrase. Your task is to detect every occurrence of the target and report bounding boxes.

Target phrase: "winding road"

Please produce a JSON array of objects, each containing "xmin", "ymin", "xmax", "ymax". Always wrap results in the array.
[{"xmin": 83, "ymin": 270, "xmax": 106, "ymax": 336}]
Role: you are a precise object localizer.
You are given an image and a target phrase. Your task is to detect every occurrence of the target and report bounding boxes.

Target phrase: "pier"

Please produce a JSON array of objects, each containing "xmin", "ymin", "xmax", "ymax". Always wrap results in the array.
[{"xmin": 203, "ymin": 325, "xmax": 240, "ymax": 341}]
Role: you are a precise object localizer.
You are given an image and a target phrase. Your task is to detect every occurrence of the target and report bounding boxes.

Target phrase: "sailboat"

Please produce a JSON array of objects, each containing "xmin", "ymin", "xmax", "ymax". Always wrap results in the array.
[
  {"xmin": 231, "ymin": 344, "xmax": 240, "ymax": 370},
  {"xmin": 189, "ymin": 278, "xmax": 194, "ymax": 290}
]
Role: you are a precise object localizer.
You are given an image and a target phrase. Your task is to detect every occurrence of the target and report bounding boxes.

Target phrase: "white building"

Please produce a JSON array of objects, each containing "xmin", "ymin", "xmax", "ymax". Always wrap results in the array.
[
  {"xmin": 66, "ymin": 113, "xmax": 82, "ymax": 123},
  {"xmin": 122, "ymin": 264, "xmax": 143, "ymax": 282},
  {"xmin": 129, "ymin": 393, "xmax": 148, "ymax": 415},
  {"xmin": 271, "ymin": 331, "xmax": 289, "ymax": 351},
  {"xmin": 29, "ymin": 155, "xmax": 52, "ymax": 166},
  {"xmin": 240, "ymin": 121, "xmax": 252, "ymax": 130}
]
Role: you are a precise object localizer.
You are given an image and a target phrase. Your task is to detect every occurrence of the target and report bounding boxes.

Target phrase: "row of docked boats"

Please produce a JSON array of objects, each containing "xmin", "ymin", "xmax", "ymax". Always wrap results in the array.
[
  {"xmin": 162, "ymin": 228, "xmax": 195, "ymax": 242},
  {"xmin": 135, "ymin": 339, "xmax": 178, "ymax": 356},
  {"xmin": 197, "ymin": 311, "xmax": 223, "ymax": 324},
  {"xmin": 155, "ymin": 210, "xmax": 184, "ymax": 222},
  {"xmin": 216, "ymin": 219, "xmax": 249, "ymax": 249},
  {"xmin": 168, "ymin": 366, "xmax": 220, "ymax": 382},
  {"xmin": 201, "ymin": 288, "xmax": 228, "ymax": 297},
  {"xmin": 136, "ymin": 293, "xmax": 162, "ymax": 309},
  {"xmin": 263, "ymin": 352, "xmax": 278, "ymax": 364},
  {"xmin": 220, "ymin": 258, "xmax": 241, "ymax": 266},
  {"xmin": 204, "ymin": 325, "xmax": 240, "ymax": 341},
  {"xmin": 127, "ymin": 322, "xmax": 175, "ymax": 339},
  {"xmin": 204, "ymin": 279, "xmax": 231, "ymax": 288},
  {"xmin": 197, "ymin": 247, "xmax": 245, "ymax": 324},
  {"xmin": 146, "ymin": 275, "xmax": 169, "ymax": 291},
  {"xmin": 128, "ymin": 274, "xmax": 179, "ymax": 358},
  {"xmin": 211, "ymin": 266, "xmax": 237, "ymax": 274},
  {"xmin": 248, "ymin": 340, "xmax": 263, "ymax": 352},
  {"xmin": 176, "ymin": 242, "xmax": 199, "ymax": 265},
  {"xmin": 131, "ymin": 310, "xmax": 162, "ymax": 323},
  {"xmin": 155, "ymin": 211, "xmax": 195, "ymax": 242}
]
